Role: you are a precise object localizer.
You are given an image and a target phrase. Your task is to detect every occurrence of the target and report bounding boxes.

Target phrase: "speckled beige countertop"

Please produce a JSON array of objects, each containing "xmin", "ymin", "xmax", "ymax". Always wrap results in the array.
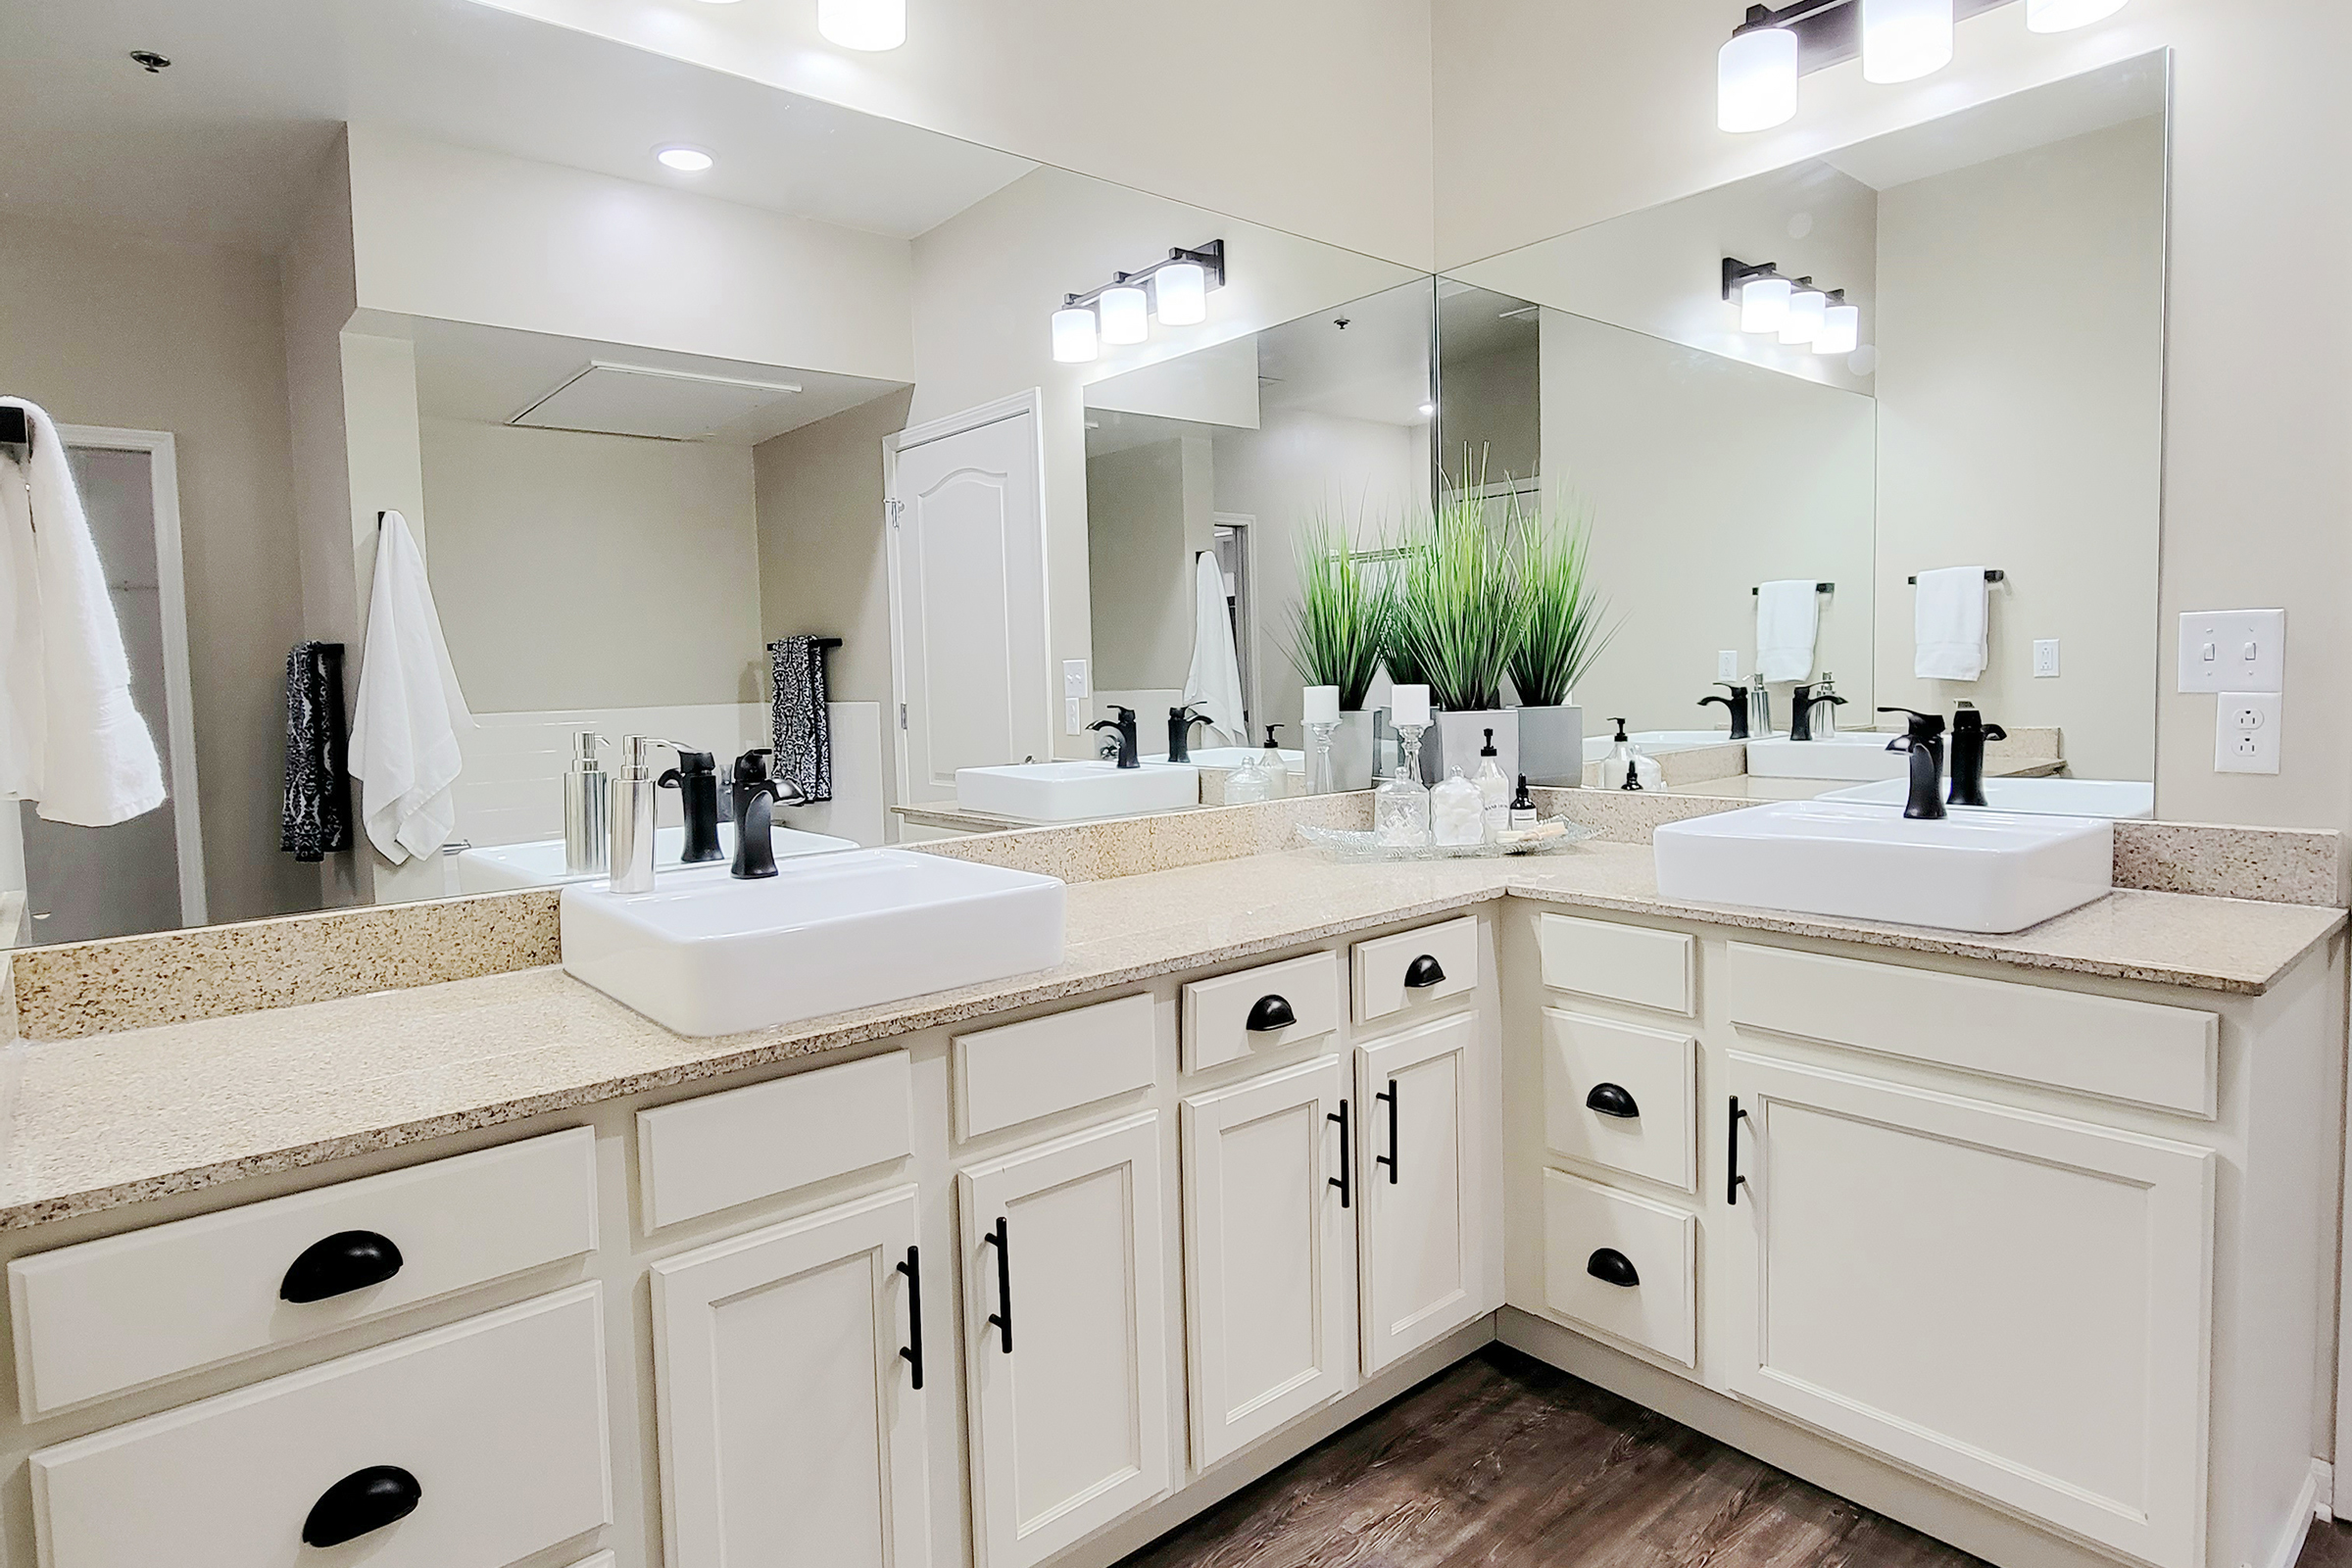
[{"xmin": 0, "ymin": 843, "xmax": 2337, "ymax": 1233}]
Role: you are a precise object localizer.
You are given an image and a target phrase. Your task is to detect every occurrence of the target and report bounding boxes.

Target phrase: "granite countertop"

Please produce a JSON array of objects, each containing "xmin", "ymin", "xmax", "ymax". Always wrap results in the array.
[{"xmin": 0, "ymin": 843, "xmax": 2337, "ymax": 1234}]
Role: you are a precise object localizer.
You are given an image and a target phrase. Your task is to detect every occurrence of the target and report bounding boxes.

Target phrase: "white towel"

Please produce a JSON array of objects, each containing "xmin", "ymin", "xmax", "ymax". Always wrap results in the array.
[
  {"xmin": 1182, "ymin": 551, "xmax": 1248, "ymax": 746},
  {"xmin": 1754, "ymin": 580, "xmax": 1819, "ymax": 683},
  {"xmin": 0, "ymin": 398, "xmax": 167, "ymax": 826},
  {"xmin": 1914, "ymin": 565, "xmax": 1989, "ymax": 681},
  {"xmin": 348, "ymin": 511, "xmax": 471, "ymax": 863}
]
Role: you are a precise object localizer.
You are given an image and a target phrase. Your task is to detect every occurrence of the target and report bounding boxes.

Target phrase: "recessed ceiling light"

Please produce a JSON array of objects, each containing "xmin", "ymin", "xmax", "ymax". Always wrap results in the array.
[{"xmin": 657, "ymin": 146, "xmax": 715, "ymax": 173}]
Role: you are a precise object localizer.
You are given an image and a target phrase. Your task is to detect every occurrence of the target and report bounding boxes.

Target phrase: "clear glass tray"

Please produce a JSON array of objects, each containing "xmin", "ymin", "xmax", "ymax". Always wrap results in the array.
[{"xmin": 1296, "ymin": 816, "xmax": 1598, "ymax": 863}]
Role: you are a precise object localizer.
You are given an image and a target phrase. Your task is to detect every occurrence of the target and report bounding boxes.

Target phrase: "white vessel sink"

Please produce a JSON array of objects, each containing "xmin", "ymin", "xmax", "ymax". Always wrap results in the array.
[
  {"xmin": 955, "ymin": 760, "xmax": 1200, "ymax": 821},
  {"xmin": 1744, "ymin": 733, "xmax": 1910, "ymax": 782},
  {"xmin": 561, "ymin": 849, "xmax": 1066, "ymax": 1036},
  {"xmin": 1820, "ymin": 778, "xmax": 2154, "ymax": 819},
  {"xmin": 1653, "ymin": 800, "xmax": 2113, "ymax": 933},
  {"xmin": 457, "ymin": 822, "xmax": 857, "ymax": 894},
  {"xmin": 1582, "ymin": 730, "xmax": 1743, "ymax": 764}
]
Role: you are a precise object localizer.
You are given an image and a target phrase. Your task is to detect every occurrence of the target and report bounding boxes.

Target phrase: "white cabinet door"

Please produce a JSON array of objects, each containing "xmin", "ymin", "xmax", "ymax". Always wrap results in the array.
[
  {"xmin": 1180, "ymin": 1055, "xmax": 1354, "ymax": 1469},
  {"xmin": 1355, "ymin": 1012, "xmax": 1494, "ymax": 1373},
  {"xmin": 960, "ymin": 1112, "xmax": 1172, "ymax": 1568},
  {"xmin": 651, "ymin": 1187, "xmax": 932, "ymax": 1568},
  {"xmin": 1724, "ymin": 1053, "xmax": 2213, "ymax": 1568}
]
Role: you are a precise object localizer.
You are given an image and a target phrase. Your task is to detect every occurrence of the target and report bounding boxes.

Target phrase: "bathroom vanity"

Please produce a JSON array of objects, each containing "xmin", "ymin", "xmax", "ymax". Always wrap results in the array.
[{"xmin": 0, "ymin": 825, "xmax": 2334, "ymax": 1568}]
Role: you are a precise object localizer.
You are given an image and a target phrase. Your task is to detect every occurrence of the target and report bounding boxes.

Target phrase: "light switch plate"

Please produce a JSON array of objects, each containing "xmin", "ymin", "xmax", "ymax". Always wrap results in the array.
[
  {"xmin": 1062, "ymin": 660, "xmax": 1089, "ymax": 698},
  {"xmin": 2033, "ymin": 639, "xmax": 2061, "ymax": 678},
  {"xmin": 2214, "ymin": 691, "xmax": 2282, "ymax": 774},
  {"xmin": 1717, "ymin": 650, "xmax": 1740, "ymax": 681},
  {"xmin": 1063, "ymin": 697, "xmax": 1084, "ymax": 735},
  {"xmin": 2179, "ymin": 610, "xmax": 2284, "ymax": 693}
]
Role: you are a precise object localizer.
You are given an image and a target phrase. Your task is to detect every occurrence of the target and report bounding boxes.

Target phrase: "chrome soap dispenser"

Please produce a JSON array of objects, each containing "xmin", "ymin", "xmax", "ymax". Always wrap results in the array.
[
  {"xmin": 563, "ymin": 731, "xmax": 610, "ymax": 876},
  {"xmin": 609, "ymin": 735, "xmax": 675, "ymax": 894}
]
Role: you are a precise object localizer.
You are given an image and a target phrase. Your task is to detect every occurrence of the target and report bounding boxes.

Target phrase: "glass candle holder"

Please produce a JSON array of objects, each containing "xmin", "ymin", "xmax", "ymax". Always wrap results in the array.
[
  {"xmin": 1373, "ymin": 724, "xmax": 1431, "ymax": 847},
  {"xmin": 1305, "ymin": 720, "xmax": 1339, "ymax": 796}
]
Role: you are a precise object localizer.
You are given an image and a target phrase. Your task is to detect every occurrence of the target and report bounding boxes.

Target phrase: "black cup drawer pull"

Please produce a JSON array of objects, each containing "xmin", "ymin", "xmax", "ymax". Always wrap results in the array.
[
  {"xmin": 982, "ymin": 1217, "xmax": 1012, "ymax": 1354},
  {"xmin": 280, "ymin": 1230, "xmax": 404, "ymax": 1303},
  {"xmin": 1402, "ymin": 954, "xmax": 1446, "ymax": 989},
  {"xmin": 302, "ymin": 1464, "xmax": 422, "ymax": 1547},
  {"xmin": 1585, "ymin": 1249, "xmax": 1641, "ymax": 1289},
  {"xmin": 1585, "ymin": 1083, "xmax": 1640, "ymax": 1119},
  {"xmin": 896, "ymin": 1246, "xmax": 925, "ymax": 1390},
  {"xmin": 1246, "ymin": 994, "xmax": 1297, "ymax": 1032}
]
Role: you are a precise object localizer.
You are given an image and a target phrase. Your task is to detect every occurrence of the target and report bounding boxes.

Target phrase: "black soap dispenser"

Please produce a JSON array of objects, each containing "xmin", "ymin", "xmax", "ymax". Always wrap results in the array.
[
  {"xmin": 1946, "ymin": 703, "xmax": 2009, "ymax": 808},
  {"xmin": 658, "ymin": 751, "xmax": 724, "ymax": 862},
  {"xmin": 1878, "ymin": 708, "xmax": 1948, "ymax": 820}
]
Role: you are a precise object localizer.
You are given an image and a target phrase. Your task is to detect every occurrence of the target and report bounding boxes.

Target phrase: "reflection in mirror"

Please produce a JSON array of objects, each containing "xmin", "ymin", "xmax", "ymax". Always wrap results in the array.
[{"xmin": 1445, "ymin": 53, "xmax": 2166, "ymax": 808}]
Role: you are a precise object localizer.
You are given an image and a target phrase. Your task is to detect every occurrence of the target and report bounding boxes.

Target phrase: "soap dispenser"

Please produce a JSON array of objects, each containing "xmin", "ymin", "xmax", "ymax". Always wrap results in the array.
[
  {"xmin": 1947, "ymin": 703, "xmax": 2009, "ymax": 808},
  {"xmin": 1747, "ymin": 674, "xmax": 1775, "ymax": 740},
  {"xmin": 1508, "ymin": 774, "xmax": 1539, "ymax": 830},
  {"xmin": 1255, "ymin": 724, "xmax": 1290, "ymax": 799},
  {"xmin": 1474, "ymin": 728, "xmax": 1511, "ymax": 839},
  {"xmin": 563, "ymin": 730, "xmax": 610, "ymax": 876},
  {"xmin": 1600, "ymin": 718, "xmax": 1661, "ymax": 791},
  {"xmin": 658, "ymin": 750, "xmax": 724, "ymax": 863},
  {"xmin": 1879, "ymin": 708, "xmax": 1948, "ymax": 820}
]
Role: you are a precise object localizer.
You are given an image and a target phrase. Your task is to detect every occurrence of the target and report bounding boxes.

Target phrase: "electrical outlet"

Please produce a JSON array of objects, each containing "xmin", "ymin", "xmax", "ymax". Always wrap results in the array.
[
  {"xmin": 1063, "ymin": 697, "xmax": 1084, "ymax": 735},
  {"xmin": 2033, "ymin": 639, "xmax": 2061, "ymax": 678},
  {"xmin": 1062, "ymin": 660, "xmax": 1089, "ymax": 699},
  {"xmin": 2214, "ymin": 691, "xmax": 2282, "ymax": 774},
  {"xmin": 2179, "ymin": 610, "xmax": 2284, "ymax": 694},
  {"xmin": 1717, "ymin": 650, "xmax": 1740, "ymax": 681}
]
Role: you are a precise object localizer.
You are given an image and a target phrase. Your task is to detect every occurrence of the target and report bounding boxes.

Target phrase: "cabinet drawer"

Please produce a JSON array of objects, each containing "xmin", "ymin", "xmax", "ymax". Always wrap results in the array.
[
  {"xmin": 1726, "ymin": 943, "xmax": 2219, "ymax": 1117},
  {"xmin": 1542, "ymin": 1169, "xmax": 1695, "ymax": 1368},
  {"xmin": 638, "ymin": 1050, "xmax": 912, "ymax": 1230},
  {"xmin": 1543, "ymin": 1010, "xmax": 1696, "ymax": 1193},
  {"xmin": 9, "ymin": 1129, "xmax": 598, "ymax": 1419},
  {"xmin": 30, "ymin": 1284, "xmax": 612, "ymax": 1568},
  {"xmin": 955, "ymin": 994, "xmax": 1156, "ymax": 1140},
  {"xmin": 1539, "ymin": 915, "xmax": 1692, "ymax": 1015},
  {"xmin": 1351, "ymin": 916, "xmax": 1478, "ymax": 1026},
  {"xmin": 1182, "ymin": 951, "xmax": 1342, "ymax": 1073}
]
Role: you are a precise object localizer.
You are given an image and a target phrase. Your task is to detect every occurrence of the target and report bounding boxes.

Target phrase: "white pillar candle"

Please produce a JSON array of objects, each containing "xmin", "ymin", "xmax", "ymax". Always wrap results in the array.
[
  {"xmin": 1392, "ymin": 685, "xmax": 1432, "ymax": 728},
  {"xmin": 1303, "ymin": 685, "xmax": 1341, "ymax": 726}
]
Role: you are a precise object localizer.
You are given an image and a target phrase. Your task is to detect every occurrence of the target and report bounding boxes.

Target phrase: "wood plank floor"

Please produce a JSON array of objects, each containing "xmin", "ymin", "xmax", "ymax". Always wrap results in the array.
[{"xmin": 1119, "ymin": 1346, "xmax": 2352, "ymax": 1568}]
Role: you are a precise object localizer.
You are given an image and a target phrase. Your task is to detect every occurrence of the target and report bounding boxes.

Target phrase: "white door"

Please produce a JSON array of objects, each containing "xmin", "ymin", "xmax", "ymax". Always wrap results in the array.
[
  {"xmin": 1723, "ymin": 1053, "xmax": 2213, "ymax": 1568},
  {"xmin": 650, "ymin": 1186, "xmax": 933, "ymax": 1568},
  {"xmin": 1355, "ymin": 1013, "xmax": 1494, "ymax": 1373},
  {"xmin": 959, "ymin": 1111, "xmax": 1172, "ymax": 1568},
  {"xmin": 888, "ymin": 396, "xmax": 1051, "ymax": 805},
  {"xmin": 1180, "ymin": 1054, "xmax": 1355, "ymax": 1469}
]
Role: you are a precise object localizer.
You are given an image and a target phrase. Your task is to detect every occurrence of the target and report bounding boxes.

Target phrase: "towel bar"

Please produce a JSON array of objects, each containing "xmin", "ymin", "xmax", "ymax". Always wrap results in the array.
[
  {"xmin": 1907, "ymin": 569, "xmax": 2006, "ymax": 584},
  {"xmin": 1751, "ymin": 582, "xmax": 1835, "ymax": 596}
]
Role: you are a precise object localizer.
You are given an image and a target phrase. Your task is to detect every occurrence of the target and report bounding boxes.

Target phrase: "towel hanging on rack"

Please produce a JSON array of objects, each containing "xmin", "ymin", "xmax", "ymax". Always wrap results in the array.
[
  {"xmin": 348, "ymin": 511, "xmax": 472, "ymax": 862},
  {"xmin": 769, "ymin": 636, "xmax": 838, "ymax": 804},
  {"xmin": 281, "ymin": 642, "xmax": 352, "ymax": 861}
]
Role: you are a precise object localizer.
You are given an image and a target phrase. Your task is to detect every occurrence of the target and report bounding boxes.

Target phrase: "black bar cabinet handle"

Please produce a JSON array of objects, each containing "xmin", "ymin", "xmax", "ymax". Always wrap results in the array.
[
  {"xmin": 1586, "ymin": 1248, "xmax": 1641, "ymax": 1289},
  {"xmin": 1375, "ymin": 1079, "xmax": 1398, "ymax": 1184},
  {"xmin": 1403, "ymin": 954, "xmax": 1446, "ymax": 989},
  {"xmin": 1586, "ymin": 1083, "xmax": 1640, "ymax": 1119},
  {"xmin": 982, "ymin": 1217, "xmax": 1012, "ymax": 1353},
  {"xmin": 1728, "ymin": 1096, "xmax": 1750, "ymax": 1205},
  {"xmin": 1246, "ymin": 994, "xmax": 1297, "ymax": 1032},
  {"xmin": 896, "ymin": 1246, "xmax": 924, "ymax": 1390},
  {"xmin": 280, "ymin": 1230, "xmax": 404, "ymax": 1303},
  {"xmin": 302, "ymin": 1464, "xmax": 422, "ymax": 1547},
  {"xmin": 1327, "ymin": 1100, "xmax": 1351, "ymax": 1208}
]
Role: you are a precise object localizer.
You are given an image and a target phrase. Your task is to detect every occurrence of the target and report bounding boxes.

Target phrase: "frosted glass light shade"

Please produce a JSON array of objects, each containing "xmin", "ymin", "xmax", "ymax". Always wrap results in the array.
[
  {"xmin": 2027, "ymin": 0, "xmax": 2127, "ymax": 29},
  {"xmin": 1740, "ymin": 276, "xmax": 1792, "ymax": 334},
  {"xmin": 1052, "ymin": 308, "xmax": 1099, "ymax": 364},
  {"xmin": 1862, "ymin": 0, "xmax": 1953, "ymax": 82},
  {"xmin": 1814, "ymin": 304, "xmax": 1861, "ymax": 356},
  {"xmin": 1780, "ymin": 288, "xmax": 1828, "ymax": 346},
  {"xmin": 1154, "ymin": 262, "xmax": 1207, "ymax": 325},
  {"xmin": 1099, "ymin": 285, "xmax": 1149, "ymax": 344},
  {"xmin": 817, "ymin": 0, "xmax": 906, "ymax": 50},
  {"xmin": 1717, "ymin": 27, "xmax": 1799, "ymax": 133}
]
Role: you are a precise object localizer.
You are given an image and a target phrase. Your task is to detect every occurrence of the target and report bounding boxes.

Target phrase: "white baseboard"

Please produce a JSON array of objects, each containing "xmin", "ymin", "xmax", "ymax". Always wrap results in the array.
[{"xmin": 2256, "ymin": 1458, "xmax": 2331, "ymax": 1568}]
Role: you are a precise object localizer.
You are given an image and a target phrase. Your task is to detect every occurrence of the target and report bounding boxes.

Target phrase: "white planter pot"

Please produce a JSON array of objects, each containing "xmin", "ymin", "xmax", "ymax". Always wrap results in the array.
[{"xmin": 1326, "ymin": 711, "xmax": 1376, "ymax": 792}]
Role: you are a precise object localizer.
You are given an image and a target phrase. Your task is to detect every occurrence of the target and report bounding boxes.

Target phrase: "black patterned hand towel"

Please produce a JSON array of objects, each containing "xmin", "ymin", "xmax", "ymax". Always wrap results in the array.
[
  {"xmin": 769, "ymin": 636, "xmax": 834, "ymax": 804},
  {"xmin": 281, "ymin": 641, "xmax": 354, "ymax": 861}
]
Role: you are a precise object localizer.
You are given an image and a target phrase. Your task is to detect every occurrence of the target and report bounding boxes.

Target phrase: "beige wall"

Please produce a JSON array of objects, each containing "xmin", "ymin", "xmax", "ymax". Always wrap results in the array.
[
  {"xmin": 472, "ymin": 0, "xmax": 1438, "ymax": 270},
  {"xmin": 1542, "ymin": 310, "xmax": 1878, "ymax": 732},
  {"xmin": 0, "ymin": 212, "xmax": 317, "ymax": 925},
  {"xmin": 418, "ymin": 417, "xmax": 762, "ymax": 712},
  {"xmin": 1871, "ymin": 118, "xmax": 2165, "ymax": 780},
  {"xmin": 1086, "ymin": 438, "xmax": 1215, "ymax": 693},
  {"xmin": 1439, "ymin": 340, "xmax": 1540, "ymax": 481},
  {"xmin": 1435, "ymin": 0, "xmax": 2352, "ymax": 837}
]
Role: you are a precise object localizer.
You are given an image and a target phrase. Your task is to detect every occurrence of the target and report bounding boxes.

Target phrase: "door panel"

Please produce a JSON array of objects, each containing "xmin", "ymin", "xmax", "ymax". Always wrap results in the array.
[
  {"xmin": 1180, "ymin": 1054, "xmax": 1354, "ymax": 1469},
  {"xmin": 1725, "ymin": 1053, "xmax": 2212, "ymax": 1568},
  {"xmin": 1356, "ymin": 1013, "xmax": 1494, "ymax": 1373}
]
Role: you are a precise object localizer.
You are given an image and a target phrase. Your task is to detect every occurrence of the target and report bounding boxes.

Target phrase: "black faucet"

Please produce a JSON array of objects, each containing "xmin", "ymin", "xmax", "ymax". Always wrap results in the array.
[
  {"xmin": 1088, "ymin": 706, "xmax": 1140, "ymax": 768},
  {"xmin": 658, "ymin": 751, "xmax": 725, "ymax": 862},
  {"xmin": 1946, "ymin": 704, "xmax": 2009, "ymax": 808},
  {"xmin": 1698, "ymin": 681, "xmax": 1750, "ymax": 740},
  {"xmin": 1166, "ymin": 705, "xmax": 1207, "ymax": 763},
  {"xmin": 1788, "ymin": 685, "xmax": 1847, "ymax": 743},
  {"xmin": 1878, "ymin": 708, "xmax": 1947, "ymax": 820},
  {"xmin": 728, "ymin": 749, "xmax": 801, "ymax": 879}
]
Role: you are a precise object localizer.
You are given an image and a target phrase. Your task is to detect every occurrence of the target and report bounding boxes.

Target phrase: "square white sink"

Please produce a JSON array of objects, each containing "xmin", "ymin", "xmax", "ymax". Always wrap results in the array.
[
  {"xmin": 561, "ymin": 849, "xmax": 1066, "ymax": 1036},
  {"xmin": 1820, "ymin": 778, "xmax": 2154, "ymax": 819},
  {"xmin": 1744, "ymin": 734, "xmax": 1910, "ymax": 782},
  {"xmin": 1653, "ymin": 800, "xmax": 2113, "ymax": 934},
  {"xmin": 458, "ymin": 822, "xmax": 857, "ymax": 894},
  {"xmin": 955, "ymin": 760, "xmax": 1200, "ymax": 821}
]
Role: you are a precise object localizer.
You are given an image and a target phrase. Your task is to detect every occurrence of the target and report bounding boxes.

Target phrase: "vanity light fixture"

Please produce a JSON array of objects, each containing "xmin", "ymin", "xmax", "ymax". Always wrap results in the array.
[
  {"xmin": 1814, "ymin": 294, "xmax": 1861, "ymax": 355},
  {"xmin": 818, "ymin": 0, "xmax": 906, "ymax": 50},
  {"xmin": 656, "ymin": 146, "xmax": 715, "ymax": 172},
  {"xmin": 1050, "ymin": 241, "xmax": 1226, "ymax": 363},
  {"xmin": 1716, "ymin": 0, "xmax": 2128, "ymax": 130},
  {"xmin": 1779, "ymin": 282, "xmax": 1829, "ymax": 345},
  {"xmin": 1726, "ymin": 258, "xmax": 1865, "ymax": 358},
  {"xmin": 1740, "ymin": 274, "xmax": 1793, "ymax": 333}
]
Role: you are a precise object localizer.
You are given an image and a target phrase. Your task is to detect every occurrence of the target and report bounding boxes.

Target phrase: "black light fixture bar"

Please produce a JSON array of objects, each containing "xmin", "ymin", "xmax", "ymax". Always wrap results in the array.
[
  {"xmin": 0, "ymin": 407, "xmax": 27, "ymax": 449},
  {"xmin": 1722, "ymin": 256, "xmax": 1848, "ymax": 307},
  {"xmin": 1732, "ymin": 0, "xmax": 2011, "ymax": 76},
  {"xmin": 1063, "ymin": 239, "xmax": 1226, "ymax": 312}
]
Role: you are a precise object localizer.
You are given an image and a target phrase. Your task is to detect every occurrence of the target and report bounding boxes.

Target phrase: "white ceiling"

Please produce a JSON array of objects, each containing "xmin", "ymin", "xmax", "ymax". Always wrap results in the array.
[
  {"xmin": 1825, "ymin": 50, "xmax": 2167, "ymax": 191},
  {"xmin": 1255, "ymin": 278, "xmax": 1435, "ymax": 429},
  {"xmin": 0, "ymin": 0, "xmax": 1036, "ymax": 254}
]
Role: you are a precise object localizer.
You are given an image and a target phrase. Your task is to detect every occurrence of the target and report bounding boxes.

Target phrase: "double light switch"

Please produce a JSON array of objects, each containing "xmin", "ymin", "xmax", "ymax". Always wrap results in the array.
[{"xmin": 2180, "ymin": 611, "xmax": 2285, "ymax": 775}]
